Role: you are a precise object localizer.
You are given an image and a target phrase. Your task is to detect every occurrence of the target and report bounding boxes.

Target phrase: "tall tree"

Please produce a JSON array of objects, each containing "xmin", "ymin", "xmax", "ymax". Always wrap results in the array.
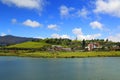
[{"xmin": 82, "ymin": 39, "xmax": 86, "ymax": 50}]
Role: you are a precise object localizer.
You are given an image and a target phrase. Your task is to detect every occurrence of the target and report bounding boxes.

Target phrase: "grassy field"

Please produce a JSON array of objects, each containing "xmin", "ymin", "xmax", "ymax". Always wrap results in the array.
[
  {"xmin": 0, "ymin": 51, "xmax": 120, "ymax": 58},
  {"xmin": 8, "ymin": 41, "xmax": 50, "ymax": 48}
]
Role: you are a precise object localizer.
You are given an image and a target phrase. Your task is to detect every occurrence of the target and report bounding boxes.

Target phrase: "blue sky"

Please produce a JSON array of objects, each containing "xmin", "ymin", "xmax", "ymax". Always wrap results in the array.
[{"xmin": 0, "ymin": 0, "xmax": 120, "ymax": 42}]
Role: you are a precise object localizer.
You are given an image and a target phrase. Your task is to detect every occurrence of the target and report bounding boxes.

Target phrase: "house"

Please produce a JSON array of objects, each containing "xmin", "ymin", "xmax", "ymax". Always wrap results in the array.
[
  {"xmin": 112, "ymin": 45, "xmax": 120, "ymax": 51},
  {"xmin": 62, "ymin": 48, "xmax": 71, "ymax": 51},
  {"xmin": 87, "ymin": 42, "xmax": 100, "ymax": 51},
  {"xmin": 50, "ymin": 45, "xmax": 72, "ymax": 51}
]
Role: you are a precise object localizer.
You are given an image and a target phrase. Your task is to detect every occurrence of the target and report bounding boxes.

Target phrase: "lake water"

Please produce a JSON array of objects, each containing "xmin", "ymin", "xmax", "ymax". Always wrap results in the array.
[{"xmin": 0, "ymin": 57, "xmax": 120, "ymax": 80}]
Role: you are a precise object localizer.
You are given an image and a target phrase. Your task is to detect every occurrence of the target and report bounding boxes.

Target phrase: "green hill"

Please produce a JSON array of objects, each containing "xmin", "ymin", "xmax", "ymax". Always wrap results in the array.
[{"xmin": 8, "ymin": 41, "xmax": 50, "ymax": 48}]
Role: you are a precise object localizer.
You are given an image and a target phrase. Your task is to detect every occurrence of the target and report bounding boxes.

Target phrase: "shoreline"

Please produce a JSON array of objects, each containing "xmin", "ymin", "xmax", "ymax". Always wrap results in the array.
[{"xmin": 0, "ymin": 51, "xmax": 120, "ymax": 58}]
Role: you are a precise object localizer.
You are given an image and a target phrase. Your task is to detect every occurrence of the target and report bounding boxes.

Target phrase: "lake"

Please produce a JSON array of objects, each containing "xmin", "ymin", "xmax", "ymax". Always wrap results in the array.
[{"xmin": 0, "ymin": 57, "xmax": 120, "ymax": 80}]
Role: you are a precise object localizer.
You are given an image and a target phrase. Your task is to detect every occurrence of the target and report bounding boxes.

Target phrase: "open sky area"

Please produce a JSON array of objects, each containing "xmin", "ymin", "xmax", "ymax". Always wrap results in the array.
[{"xmin": 0, "ymin": 0, "xmax": 120, "ymax": 42}]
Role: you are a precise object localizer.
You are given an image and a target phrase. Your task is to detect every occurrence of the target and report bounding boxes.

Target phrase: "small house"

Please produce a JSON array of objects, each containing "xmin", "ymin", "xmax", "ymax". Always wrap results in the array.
[
  {"xmin": 51, "ymin": 45, "xmax": 71, "ymax": 51},
  {"xmin": 87, "ymin": 42, "xmax": 100, "ymax": 51}
]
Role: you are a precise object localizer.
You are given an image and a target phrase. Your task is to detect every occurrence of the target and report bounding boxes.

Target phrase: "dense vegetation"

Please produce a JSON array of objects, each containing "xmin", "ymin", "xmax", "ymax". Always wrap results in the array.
[
  {"xmin": 0, "ymin": 36, "xmax": 120, "ymax": 51},
  {"xmin": 0, "ymin": 35, "xmax": 120, "ymax": 58}
]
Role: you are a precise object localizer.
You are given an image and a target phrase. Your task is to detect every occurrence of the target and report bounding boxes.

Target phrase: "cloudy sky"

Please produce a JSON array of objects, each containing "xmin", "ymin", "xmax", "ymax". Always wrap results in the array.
[{"xmin": 0, "ymin": 0, "xmax": 120, "ymax": 42}]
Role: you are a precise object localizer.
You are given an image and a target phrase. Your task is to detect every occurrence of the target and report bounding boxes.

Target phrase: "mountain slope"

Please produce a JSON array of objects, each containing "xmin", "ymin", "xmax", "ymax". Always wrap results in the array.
[{"xmin": 0, "ymin": 35, "xmax": 38, "ymax": 46}]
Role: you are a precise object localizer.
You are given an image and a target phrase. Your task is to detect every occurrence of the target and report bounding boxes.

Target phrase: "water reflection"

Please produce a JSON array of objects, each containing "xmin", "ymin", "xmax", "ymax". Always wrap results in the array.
[{"xmin": 0, "ymin": 57, "xmax": 120, "ymax": 80}]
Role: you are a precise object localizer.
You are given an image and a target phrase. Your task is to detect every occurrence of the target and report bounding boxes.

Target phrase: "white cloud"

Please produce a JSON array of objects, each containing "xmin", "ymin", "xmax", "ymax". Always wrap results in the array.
[
  {"xmin": 11, "ymin": 18, "xmax": 17, "ymax": 24},
  {"xmin": 77, "ymin": 34, "xmax": 101, "ymax": 40},
  {"xmin": 77, "ymin": 8, "xmax": 88, "ymax": 18},
  {"xmin": 72, "ymin": 28, "xmax": 82, "ymax": 35},
  {"xmin": 72, "ymin": 28, "xmax": 101, "ymax": 40},
  {"xmin": 60, "ymin": 5, "xmax": 89, "ymax": 19},
  {"xmin": 7, "ymin": 29, "xmax": 11, "ymax": 33},
  {"xmin": 51, "ymin": 33, "xmax": 70, "ymax": 39},
  {"xmin": 61, "ymin": 35, "xmax": 70, "ymax": 39},
  {"xmin": 34, "ymin": 36, "xmax": 44, "ymax": 39},
  {"xmin": 1, "ymin": 33, "xmax": 6, "ymax": 36},
  {"xmin": 108, "ymin": 33, "xmax": 120, "ymax": 42},
  {"xmin": 51, "ymin": 34, "xmax": 60, "ymax": 38},
  {"xmin": 94, "ymin": 0, "xmax": 120, "ymax": 17},
  {"xmin": 59, "ymin": 5, "xmax": 75, "ymax": 18},
  {"xmin": 90, "ymin": 21, "xmax": 103, "ymax": 30},
  {"xmin": 1, "ymin": 0, "xmax": 46, "ymax": 11},
  {"xmin": 48, "ymin": 24, "xmax": 58, "ymax": 30},
  {"xmin": 23, "ymin": 19, "xmax": 42, "ymax": 28},
  {"xmin": 60, "ymin": 5, "xmax": 69, "ymax": 17}
]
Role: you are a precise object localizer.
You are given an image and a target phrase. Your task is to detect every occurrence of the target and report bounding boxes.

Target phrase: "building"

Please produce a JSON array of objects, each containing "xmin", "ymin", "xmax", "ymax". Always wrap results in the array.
[
  {"xmin": 51, "ymin": 45, "xmax": 71, "ymax": 51},
  {"xmin": 87, "ymin": 42, "xmax": 100, "ymax": 51}
]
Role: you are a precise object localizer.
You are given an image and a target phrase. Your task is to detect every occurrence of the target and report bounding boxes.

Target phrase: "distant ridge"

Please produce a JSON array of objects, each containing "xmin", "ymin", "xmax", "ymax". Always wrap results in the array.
[{"xmin": 0, "ymin": 35, "xmax": 39, "ymax": 46}]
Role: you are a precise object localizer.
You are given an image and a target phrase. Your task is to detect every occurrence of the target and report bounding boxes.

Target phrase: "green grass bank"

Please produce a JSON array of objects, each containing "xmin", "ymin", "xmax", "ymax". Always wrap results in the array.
[{"xmin": 0, "ymin": 51, "xmax": 120, "ymax": 58}]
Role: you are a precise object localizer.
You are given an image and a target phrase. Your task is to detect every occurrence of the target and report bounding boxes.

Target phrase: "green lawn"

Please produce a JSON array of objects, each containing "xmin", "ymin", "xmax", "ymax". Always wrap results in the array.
[{"xmin": 8, "ymin": 41, "xmax": 50, "ymax": 48}]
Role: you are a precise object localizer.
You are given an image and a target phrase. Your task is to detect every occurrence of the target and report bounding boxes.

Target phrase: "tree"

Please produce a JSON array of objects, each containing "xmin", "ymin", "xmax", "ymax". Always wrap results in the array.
[
  {"xmin": 82, "ymin": 39, "xmax": 86, "ymax": 50},
  {"xmin": 106, "ymin": 39, "xmax": 109, "ymax": 42}
]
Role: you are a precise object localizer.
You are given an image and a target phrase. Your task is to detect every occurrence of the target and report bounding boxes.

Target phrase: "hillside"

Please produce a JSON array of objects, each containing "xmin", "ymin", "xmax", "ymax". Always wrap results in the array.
[
  {"xmin": 8, "ymin": 41, "xmax": 50, "ymax": 48},
  {"xmin": 0, "ymin": 35, "xmax": 39, "ymax": 46}
]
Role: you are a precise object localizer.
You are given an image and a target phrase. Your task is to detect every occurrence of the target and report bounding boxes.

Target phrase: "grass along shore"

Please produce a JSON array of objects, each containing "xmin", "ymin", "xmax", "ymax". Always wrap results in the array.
[{"xmin": 0, "ymin": 51, "xmax": 120, "ymax": 58}]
